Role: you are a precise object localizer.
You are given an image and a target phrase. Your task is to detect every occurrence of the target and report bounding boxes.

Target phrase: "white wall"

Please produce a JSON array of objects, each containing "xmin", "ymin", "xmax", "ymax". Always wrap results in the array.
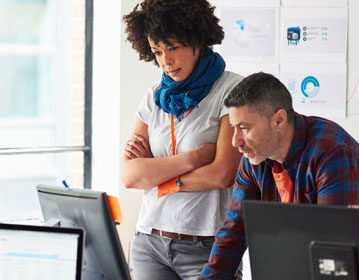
[
  {"xmin": 92, "ymin": 0, "xmax": 161, "ymax": 261},
  {"xmin": 118, "ymin": 0, "xmax": 163, "ymax": 260},
  {"xmin": 92, "ymin": 0, "xmax": 359, "ymax": 277},
  {"xmin": 337, "ymin": 0, "xmax": 359, "ymax": 139},
  {"xmin": 92, "ymin": 0, "xmax": 121, "ymax": 196}
]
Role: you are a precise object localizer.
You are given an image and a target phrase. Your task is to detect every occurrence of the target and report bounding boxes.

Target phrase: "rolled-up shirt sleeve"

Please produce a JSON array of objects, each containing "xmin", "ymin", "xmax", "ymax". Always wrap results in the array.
[{"xmin": 200, "ymin": 159, "xmax": 260, "ymax": 279}]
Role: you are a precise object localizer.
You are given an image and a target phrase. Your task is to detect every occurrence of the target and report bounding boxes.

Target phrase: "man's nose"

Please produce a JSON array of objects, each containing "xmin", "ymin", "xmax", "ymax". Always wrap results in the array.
[{"xmin": 232, "ymin": 130, "xmax": 245, "ymax": 148}]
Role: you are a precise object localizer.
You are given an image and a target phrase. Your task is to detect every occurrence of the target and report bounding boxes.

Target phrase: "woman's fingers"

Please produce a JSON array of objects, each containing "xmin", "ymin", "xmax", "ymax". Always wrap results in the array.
[
  {"xmin": 125, "ymin": 140, "xmax": 143, "ymax": 158},
  {"xmin": 132, "ymin": 134, "xmax": 153, "ymax": 158},
  {"xmin": 127, "ymin": 139, "xmax": 145, "ymax": 152},
  {"xmin": 133, "ymin": 134, "xmax": 151, "ymax": 150},
  {"xmin": 124, "ymin": 149, "xmax": 136, "ymax": 159},
  {"xmin": 125, "ymin": 136, "xmax": 153, "ymax": 159}
]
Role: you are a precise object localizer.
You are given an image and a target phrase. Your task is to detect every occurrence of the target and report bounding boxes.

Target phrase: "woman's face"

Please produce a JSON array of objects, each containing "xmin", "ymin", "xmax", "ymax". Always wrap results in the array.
[{"xmin": 148, "ymin": 37, "xmax": 201, "ymax": 82}]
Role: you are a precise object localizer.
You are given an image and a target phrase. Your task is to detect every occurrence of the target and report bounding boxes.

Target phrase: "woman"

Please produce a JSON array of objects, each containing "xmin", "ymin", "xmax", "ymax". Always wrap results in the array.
[{"xmin": 122, "ymin": 0, "xmax": 243, "ymax": 279}]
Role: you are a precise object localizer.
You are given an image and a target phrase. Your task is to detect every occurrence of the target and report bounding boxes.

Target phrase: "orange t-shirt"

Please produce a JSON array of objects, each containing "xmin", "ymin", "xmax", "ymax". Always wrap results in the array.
[{"xmin": 272, "ymin": 161, "xmax": 294, "ymax": 203}]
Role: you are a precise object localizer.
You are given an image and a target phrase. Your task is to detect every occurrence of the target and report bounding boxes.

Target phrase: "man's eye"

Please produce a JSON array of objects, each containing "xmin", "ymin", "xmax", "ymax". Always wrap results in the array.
[{"xmin": 169, "ymin": 46, "xmax": 178, "ymax": 51}]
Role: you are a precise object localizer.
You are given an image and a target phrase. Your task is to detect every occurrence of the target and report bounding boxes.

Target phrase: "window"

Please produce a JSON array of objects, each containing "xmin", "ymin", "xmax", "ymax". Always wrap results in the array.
[{"xmin": 0, "ymin": 0, "xmax": 93, "ymax": 222}]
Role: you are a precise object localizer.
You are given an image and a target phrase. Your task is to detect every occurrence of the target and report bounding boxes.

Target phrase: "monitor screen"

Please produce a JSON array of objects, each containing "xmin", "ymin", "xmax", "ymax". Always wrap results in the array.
[
  {"xmin": 243, "ymin": 201, "xmax": 359, "ymax": 280},
  {"xmin": 0, "ymin": 223, "xmax": 83, "ymax": 280},
  {"xmin": 36, "ymin": 185, "xmax": 131, "ymax": 280}
]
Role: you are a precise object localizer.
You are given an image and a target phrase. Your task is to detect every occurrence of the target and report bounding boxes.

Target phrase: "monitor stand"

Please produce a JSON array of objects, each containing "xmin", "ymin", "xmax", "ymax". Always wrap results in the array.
[{"xmin": 82, "ymin": 267, "xmax": 105, "ymax": 280}]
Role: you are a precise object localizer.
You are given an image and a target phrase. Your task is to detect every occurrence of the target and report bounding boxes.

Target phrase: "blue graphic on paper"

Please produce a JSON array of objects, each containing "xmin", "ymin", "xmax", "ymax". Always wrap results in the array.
[
  {"xmin": 301, "ymin": 76, "xmax": 320, "ymax": 98},
  {"xmin": 236, "ymin": 20, "xmax": 245, "ymax": 30},
  {"xmin": 287, "ymin": 27, "xmax": 300, "ymax": 45},
  {"xmin": 287, "ymin": 80, "xmax": 296, "ymax": 93}
]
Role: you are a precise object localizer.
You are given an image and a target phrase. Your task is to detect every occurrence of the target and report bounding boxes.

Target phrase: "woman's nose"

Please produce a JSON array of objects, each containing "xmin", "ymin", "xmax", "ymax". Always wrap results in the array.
[{"xmin": 162, "ymin": 52, "xmax": 173, "ymax": 65}]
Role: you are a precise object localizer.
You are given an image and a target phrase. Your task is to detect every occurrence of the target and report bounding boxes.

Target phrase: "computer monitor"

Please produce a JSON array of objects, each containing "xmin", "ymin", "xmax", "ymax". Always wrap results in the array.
[
  {"xmin": 243, "ymin": 201, "xmax": 359, "ymax": 280},
  {"xmin": 36, "ymin": 185, "xmax": 131, "ymax": 280},
  {"xmin": 0, "ymin": 223, "xmax": 84, "ymax": 280}
]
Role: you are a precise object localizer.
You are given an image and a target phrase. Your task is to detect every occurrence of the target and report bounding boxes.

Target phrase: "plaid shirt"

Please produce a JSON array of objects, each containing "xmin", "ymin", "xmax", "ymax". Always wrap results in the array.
[{"xmin": 200, "ymin": 113, "xmax": 359, "ymax": 279}]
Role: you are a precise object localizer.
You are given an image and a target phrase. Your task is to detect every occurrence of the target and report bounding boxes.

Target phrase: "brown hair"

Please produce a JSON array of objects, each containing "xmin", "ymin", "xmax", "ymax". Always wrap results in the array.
[
  {"xmin": 123, "ymin": 0, "xmax": 224, "ymax": 65},
  {"xmin": 225, "ymin": 72, "xmax": 296, "ymax": 124}
]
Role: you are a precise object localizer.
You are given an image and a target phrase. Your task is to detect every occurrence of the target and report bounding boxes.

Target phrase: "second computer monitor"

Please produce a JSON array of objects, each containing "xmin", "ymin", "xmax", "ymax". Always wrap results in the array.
[
  {"xmin": 36, "ymin": 185, "xmax": 131, "ymax": 280},
  {"xmin": 243, "ymin": 201, "xmax": 359, "ymax": 280}
]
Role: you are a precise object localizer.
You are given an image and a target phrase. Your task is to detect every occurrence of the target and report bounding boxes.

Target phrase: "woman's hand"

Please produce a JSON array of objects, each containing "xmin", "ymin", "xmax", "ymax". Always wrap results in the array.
[
  {"xmin": 124, "ymin": 133, "xmax": 153, "ymax": 159},
  {"xmin": 179, "ymin": 115, "xmax": 242, "ymax": 191},
  {"xmin": 193, "ymin": 142, "xmax": 216, "ymax": 169}
]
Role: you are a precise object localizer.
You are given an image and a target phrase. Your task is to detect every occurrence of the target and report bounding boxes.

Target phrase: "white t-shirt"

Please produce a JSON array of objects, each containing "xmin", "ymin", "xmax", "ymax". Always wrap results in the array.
[{"xmin": 136, "ymin": 71, "xmax": 243, "ymax": 236}]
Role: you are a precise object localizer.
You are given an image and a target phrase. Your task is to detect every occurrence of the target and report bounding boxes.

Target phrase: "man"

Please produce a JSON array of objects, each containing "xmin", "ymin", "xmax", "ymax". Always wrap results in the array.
[{"xmin": 200, "ymin": 72, "xmax": 359, "ymax": 279}]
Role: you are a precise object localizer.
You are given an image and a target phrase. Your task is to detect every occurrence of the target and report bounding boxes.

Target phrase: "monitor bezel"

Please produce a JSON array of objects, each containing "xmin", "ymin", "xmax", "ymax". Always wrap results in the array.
[
  {"xmin": 36, "ymin": 184, "xmax": 130, "ymax": 280},
  {"xmin": 243, "ymin": 201, "xmax": 359, "ymax": 280}
]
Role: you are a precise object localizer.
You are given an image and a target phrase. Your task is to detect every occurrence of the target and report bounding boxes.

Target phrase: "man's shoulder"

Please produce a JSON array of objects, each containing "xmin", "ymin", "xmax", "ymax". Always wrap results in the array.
[
  {"xmin": 296, "ymin": 115, "xmax": 359, "ymax": 162},
  {"xmin": 303, "ymin": 115, "xmax": 356, "ymax": 147}
]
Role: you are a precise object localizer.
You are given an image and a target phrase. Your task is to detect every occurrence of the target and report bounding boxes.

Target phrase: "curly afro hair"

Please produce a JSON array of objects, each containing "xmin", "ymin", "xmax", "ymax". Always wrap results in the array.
[{"xmin": 123, "ymin": 0, "xmax": 224, "ymax": 65}]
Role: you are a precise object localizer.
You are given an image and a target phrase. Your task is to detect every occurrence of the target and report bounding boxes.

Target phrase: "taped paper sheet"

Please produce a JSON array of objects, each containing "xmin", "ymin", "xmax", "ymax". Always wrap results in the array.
[
  {"xmin": 281, "ymin": 8, "xmax": 348, "ymax": 63},
  {"xmin": 219, "ymin": 7, "xmax": 279, "ymax": 61},
  {"xmin": 280, "ymin": 63, "xmax": 347, "ymax": 119}
]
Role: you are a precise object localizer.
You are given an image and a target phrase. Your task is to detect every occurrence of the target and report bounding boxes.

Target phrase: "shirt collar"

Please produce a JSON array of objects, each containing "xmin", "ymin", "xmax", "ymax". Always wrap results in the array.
[
  {"xmin": 264, "ymin": 113, "xmax": 306, "ymax": 169},
  {"xmin": 282, "ymin": 113, "xmax": 307, "ymax": 169}
]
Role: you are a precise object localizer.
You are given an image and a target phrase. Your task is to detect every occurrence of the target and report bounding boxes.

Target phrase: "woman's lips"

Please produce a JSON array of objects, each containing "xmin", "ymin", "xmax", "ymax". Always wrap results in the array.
[{"xmin": 168, "ymin": 68, "xmax": 180, "ymax": 75}]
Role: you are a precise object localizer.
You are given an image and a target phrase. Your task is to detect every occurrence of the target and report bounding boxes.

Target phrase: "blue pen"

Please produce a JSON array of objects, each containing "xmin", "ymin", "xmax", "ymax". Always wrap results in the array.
[{"xmin": 62, "ymin": 180, "xmax": 70, "ymax": 189}]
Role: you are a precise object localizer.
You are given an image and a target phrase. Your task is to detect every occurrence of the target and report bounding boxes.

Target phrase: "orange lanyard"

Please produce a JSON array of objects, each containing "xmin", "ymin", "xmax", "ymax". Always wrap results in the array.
[
  {"xmin": 170, "ymin": 107, "xmax": 194, "ymax": 155},
  {"xmin": 158, "ymin": 107, "xmax": 194, "ymax": 198}
]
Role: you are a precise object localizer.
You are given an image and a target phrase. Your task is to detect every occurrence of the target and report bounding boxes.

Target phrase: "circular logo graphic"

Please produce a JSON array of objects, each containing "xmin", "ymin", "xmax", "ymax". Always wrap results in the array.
[{"xmin": 301, "ymin": 76, "xmax": 320, "ymax": 98}]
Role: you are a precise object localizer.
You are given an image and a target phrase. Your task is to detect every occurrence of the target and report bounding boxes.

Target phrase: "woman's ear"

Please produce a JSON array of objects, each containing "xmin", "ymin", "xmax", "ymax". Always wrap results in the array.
[{"xmin": 193, "ymin": 46, "xmax": 201, "ymax": 56}]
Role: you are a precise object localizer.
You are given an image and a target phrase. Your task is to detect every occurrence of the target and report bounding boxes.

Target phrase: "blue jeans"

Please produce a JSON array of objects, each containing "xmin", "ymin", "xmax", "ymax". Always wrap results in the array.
[{"xmin": 131, "ymin": 231, "xmax": 242, "ymax": 280}]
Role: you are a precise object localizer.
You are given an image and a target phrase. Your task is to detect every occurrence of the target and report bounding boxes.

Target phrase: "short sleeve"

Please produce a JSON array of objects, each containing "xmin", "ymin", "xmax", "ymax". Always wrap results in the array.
[
  {"xmin": 218, "ymin": 72, "xmax": 243, "ymax": 119},
  {"xmin": 219, "ymin": 104, "xmax": 228, "ymax": 119},
  {"xmin": 136, "ymin": 84, "xmax": 159, "ymax": 125}
]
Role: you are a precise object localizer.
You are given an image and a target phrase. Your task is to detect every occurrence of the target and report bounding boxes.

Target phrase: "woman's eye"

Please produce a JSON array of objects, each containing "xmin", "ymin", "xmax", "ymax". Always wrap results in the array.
[{"xmin": 153, "ymin": 51, "xmax": 161, "ymax": 56}]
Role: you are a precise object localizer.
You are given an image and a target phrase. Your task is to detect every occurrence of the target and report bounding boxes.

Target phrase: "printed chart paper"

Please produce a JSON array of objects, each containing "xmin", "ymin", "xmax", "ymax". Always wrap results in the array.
[
  {"xmin": 280, "ymin": 63, "xmax": 347, "ymax": 119},
  {"xmin": 220, "ymin": 8, "xmax": 279, "ymax": 61},
  {"xmin": 281, "ymin": 0, "xmax": 347, "ymax": 7},
  {"xmin": 220, "ymin": 0, "xmax": 280, "ymax": 7},
  {"xmin": 224, "ymin": 60, "xmax": 279, "ymax": 78},
  {"xmin": 281, "ymin": 8, "xmax": 348, "ymax": 62}
]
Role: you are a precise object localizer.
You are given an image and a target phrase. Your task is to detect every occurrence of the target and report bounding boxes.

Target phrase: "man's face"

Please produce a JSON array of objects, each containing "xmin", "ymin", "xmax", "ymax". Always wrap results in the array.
[{"xmin": 229, "ymin": 105, "xmax": 280, "ymax": 165}]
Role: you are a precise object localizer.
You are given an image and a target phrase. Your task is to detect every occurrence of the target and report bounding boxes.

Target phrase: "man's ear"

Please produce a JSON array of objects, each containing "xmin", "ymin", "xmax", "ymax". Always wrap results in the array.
[{"xmin": 272, "ymin": 109, "xmax": 287, "ymax": 130}]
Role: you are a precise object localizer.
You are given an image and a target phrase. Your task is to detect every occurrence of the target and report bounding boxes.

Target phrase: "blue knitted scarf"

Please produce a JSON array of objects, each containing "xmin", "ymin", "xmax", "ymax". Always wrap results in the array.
[{"xmin": 154, "ymin": 48, "xmax": 225, "ymax": 120}]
